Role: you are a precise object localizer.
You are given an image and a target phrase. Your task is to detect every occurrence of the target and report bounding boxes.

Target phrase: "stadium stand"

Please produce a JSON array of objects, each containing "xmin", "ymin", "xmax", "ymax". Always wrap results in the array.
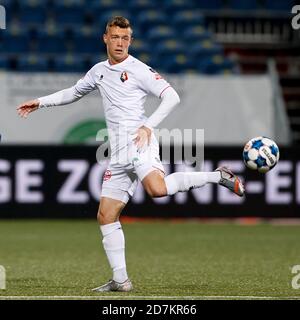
[
  {"xmin": 16, "ymin": 54, "xmax": 49, "ymax": 71},
  {"xmin": 202, "ymin": 1, "xmax": 300, "ymax": 144},
  {"xmin": 0, "ymin": 0, "xmax": 237, "ymax": 75},
  {"xmin": 0, "ymin": 0, "xmax": 299, "ymax": 143}
]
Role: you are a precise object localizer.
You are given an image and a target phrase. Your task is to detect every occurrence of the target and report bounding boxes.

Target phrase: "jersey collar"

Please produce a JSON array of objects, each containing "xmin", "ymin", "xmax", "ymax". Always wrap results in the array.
[{"xmin": 105, "ymin": 55, "xmax": 134, "ymax": 68}]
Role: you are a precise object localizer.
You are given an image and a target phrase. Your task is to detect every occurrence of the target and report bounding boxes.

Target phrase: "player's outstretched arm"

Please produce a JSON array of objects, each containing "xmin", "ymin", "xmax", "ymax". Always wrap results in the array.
[
  {"xmin": 16, "ymin": 68, "xmax": 97, "ymax": 119},
  {"xmin": 17, "ymin": 99, "xmax": 40, "ymax": 118}
]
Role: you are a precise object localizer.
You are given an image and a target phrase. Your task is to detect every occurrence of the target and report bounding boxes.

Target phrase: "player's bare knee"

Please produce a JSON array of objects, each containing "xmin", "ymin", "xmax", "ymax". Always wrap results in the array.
[
  {"xmin": 97, "ymin": 206, "xmax": 113, "ymax": 225},
  {"xmin": 146, "ymin": 185, "xmax": 166, "ymax": 198},
  {"xmin": 143, "ymin": 170, "xmax": 167, "ymax": 198},
  {"xmin": 97, "ymin": 210, "xmax": 106, "ymax": 224},
  {"xmin": 97, "ymin": 210, "xmax": 115, "ymax": 225},
  {"xmin": 97, "ymin": 198, "xmax": 125, "ymax": 224}
]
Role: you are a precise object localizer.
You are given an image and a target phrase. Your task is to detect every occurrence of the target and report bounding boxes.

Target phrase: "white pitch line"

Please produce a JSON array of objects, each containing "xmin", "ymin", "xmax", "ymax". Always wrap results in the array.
[{"xmin": 0, "ymin": 295, "xmax": 300, "ymax": 300}]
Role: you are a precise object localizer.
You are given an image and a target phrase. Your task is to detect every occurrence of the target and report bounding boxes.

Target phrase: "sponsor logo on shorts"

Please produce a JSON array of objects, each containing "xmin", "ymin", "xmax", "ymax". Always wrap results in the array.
[{"xmin": 103, "ymin": 169, "xmax": 112, "ymax": 181}]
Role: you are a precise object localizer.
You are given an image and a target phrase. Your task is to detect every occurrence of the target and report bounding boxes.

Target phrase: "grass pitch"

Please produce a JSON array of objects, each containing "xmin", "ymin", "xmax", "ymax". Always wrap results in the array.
[{"xmin": 0, "ymin": 219, "xmax": 300, "ymax": 299}]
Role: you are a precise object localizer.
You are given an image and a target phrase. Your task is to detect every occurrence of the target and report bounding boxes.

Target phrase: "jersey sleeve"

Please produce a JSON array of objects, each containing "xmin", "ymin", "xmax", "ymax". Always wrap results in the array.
[
  {"xmin": 38, "ymin": 67, "xmax": 97, "ymax": 108},
  {"xmin": 73, "ymin": 67, "xmax": 97, "ymax": 96},
  {"xmin": 138, "ymin": 66, "xmax": 171, "ymax": 98}
]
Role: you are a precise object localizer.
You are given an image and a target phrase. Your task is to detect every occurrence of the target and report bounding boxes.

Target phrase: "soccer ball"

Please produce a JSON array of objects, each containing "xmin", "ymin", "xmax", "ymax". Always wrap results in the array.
[{"xmin": 243, "ymin": 136, "xmax": 280, "ymax": 173}]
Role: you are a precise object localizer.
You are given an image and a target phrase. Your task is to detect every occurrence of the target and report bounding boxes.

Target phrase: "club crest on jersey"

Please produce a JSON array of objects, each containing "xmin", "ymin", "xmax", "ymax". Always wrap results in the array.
[{"xmin": 120, "ymin": 71, "xmax": 128, "ymax": 82}]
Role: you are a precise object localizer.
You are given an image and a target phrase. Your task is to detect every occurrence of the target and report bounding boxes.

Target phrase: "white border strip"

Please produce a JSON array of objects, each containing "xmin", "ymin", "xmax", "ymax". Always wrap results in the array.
[{"xmin": 0, "ymin": 295, "xmax": 300, "ymax": 300}]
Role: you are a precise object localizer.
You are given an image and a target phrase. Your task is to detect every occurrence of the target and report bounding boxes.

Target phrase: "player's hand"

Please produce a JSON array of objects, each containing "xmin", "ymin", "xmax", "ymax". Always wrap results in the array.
[
  {"xmin": 17, "ymin": 99, "xmax": 40, "ymax": 118},
  {"xmin": 133, "ymin": 126, "xmax": 152, "ymax": 150}
]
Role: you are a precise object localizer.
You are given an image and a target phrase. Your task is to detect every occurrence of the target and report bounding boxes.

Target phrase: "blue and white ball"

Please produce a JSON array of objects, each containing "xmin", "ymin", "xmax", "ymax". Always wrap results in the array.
[{"xmin": 243, "ymin": 136, "xmax": 280, "ymax": 173}]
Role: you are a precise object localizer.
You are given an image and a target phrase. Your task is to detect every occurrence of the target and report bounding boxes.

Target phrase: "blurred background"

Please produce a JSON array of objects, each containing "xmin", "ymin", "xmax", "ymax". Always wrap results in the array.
[{"xmin": 0, "ymin": 0, "xmax": 299, "ymax": 219}]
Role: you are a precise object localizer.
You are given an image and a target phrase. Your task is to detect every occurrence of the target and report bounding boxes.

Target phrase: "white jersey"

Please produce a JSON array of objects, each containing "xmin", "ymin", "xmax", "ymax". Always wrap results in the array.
[
  {"xmin": 76, "ymin": 55, "xmax": 170, "ymax": 131},
  {"xmin": 38, "ymin": 55, "xmax": 179, "ymax": 159}
]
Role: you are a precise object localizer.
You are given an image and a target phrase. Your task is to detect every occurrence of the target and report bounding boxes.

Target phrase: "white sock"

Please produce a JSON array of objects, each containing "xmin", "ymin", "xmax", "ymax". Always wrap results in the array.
[
  {"xmin": 164, "ymin": 171, "xmax": 221, "ymax": 195},
  {"xmin": 100, "ymin": 221, "xmax": 128, "ymax": 283}
]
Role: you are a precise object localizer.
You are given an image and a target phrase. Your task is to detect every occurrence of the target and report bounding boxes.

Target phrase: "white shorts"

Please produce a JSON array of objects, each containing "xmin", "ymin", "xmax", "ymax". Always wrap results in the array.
[{"xmin": 101, "ymin": 134, "xmax": 165, "ymax": 204}]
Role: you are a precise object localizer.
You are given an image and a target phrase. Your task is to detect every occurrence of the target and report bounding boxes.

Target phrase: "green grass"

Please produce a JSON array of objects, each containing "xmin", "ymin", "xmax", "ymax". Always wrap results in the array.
[{"xmin": 0, "ymin": 220, "xmax": 300, "ymax": 299}]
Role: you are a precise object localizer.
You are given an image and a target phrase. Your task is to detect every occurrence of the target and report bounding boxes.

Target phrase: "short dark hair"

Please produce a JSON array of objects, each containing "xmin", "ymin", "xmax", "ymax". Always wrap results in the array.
[{"xmin": 105, "ymin": 16, "xmax": 132, "ymax": 34}]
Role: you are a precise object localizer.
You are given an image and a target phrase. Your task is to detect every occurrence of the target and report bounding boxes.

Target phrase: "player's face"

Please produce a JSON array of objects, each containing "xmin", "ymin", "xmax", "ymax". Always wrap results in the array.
[{"xmin": 103, "ymin": 26, "xmax": 132, "ymax": 65}]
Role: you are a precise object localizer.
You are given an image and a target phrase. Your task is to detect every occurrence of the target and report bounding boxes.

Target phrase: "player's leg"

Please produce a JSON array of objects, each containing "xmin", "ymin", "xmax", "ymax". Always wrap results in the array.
[
  {"xmin": 141, "ymin": 167, "xmax": 243, "ymax": 197},
  {"xmin": 92, "ymin": 196, "xmax": 133, "ymax": 292},
  {"xmin": 165, "ymin": 166, "xmax": 244, "ymax": 196},
  {"xmin": 92, "ymin": 166, "xmax": 137, "ymax": 292},
  {"xmin": 97, "ymin": 196, "xmax": 125, "ymax": 225},
  {"xmin": 134, "ymin": 136, "xmax": 244, "ymax": 197}
]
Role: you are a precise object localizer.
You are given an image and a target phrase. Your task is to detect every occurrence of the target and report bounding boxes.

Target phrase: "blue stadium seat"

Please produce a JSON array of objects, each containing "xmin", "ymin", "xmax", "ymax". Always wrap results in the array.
[
  {"xmin": 2, "ymin": 32, "xmax": 31, "ymax": 53},
  {"xmin": 17, "ymin": 55, "xmax": 49, "ymax": 72},
  {"xmin": 21, "ymin": 0, "xmax": 49, "ymax": 5},
  {"xmin": 154, "ymin": 39, "xmax": 186, "ymax": 55},
  {"xmin": 55, "ymin": 9, "xmax": 85, "ymax": 26},
  {"xmin": 53, "ymin": 54, "xmax": 86, "ymax": 73},
  {"xmin": 162, "ymin": 0, "xmax": 197, "ymax": 11},
  {"xmin": 18, "ymin": 1, "xmax": 48, "ymax": 25},
  {"xmin": 183, "ymin": 26, "xmax": 213, "ymax": 42},
  {"xmin": 136, "ymin": 10, "xmax": 168, "ymax": 31},
  {"xmin": 18, "ymin": 9, "xmax": 48, "ymax": 26},
  {"xmin": 153, "ymin": 40, "xmax": 187, "ymax": 72},
  {"xmin": 93, "ymin": 10, "xmax": 132, "ymax": 30},
  {"xmin": 265, "ymin": 0, "xmax": 295, "ymax": 11},
  {"xmin": 89, "ymin": 53, "xmax": 109, "ymax": 67},
  {"xmin": 36, "ymin": 38, "xmax": 69, "ymax": 54},
  {"xmin": 146, "ymin": 25, "xmax": 176, "ymax": 41},
  {"xmin": 134, "ymin": 52, "xmax": 158, "ymax": 67},
  {"xmin": 35, "ymin": 27, "xmax": 69, "ymax": 53},
  {"xmin": 72, "ymin": 28, "xmax": 105, "ymax": 54},
  {"xmin": 90, "ymin": 0, "xmax": 125, "ymax": 11},
  {"xmin": 127, "ymin": 0, "xmax": 160, "ymax": 11},
  {"xmin": 0, "ymin": 56, "xmax": 9, "ymax": 69},
  {"xmin": 0, "ymin": 0, "xmax": 235, "ymax": 75},
  {"xmin": 163, "ymin": 54, "xmax": 194, "ymax": 73},
  {"xmin": 73, "ymin": 37, "xmax": 104, "ymax": 54},
  {"xmin": 52, "ymin": 0, "xmax": 84, "ymax": 6},
  {"xmin": 226, "ymin": 0, "xmax": 259, "ymax": 10},
  {"xmin": 131, "ymin": 28, "xmax": 141, "ymax": 40},
  {"xmin": 129, "ymin": 39, "xmax": 150, "ymax": 56},
  {"xmin": 172, "ymin": 10, "xmax": 204, "ymax": 29},
  {"xmin": 196, "ymin": 0, "xmax": 223, "ymax": 10},
  {"xmin": 196, "ymin": 55, "xmax": 236, "ymax": 74},
  {"xmin": 52, "ymin": 0, "xmax": 86, "ymax": 26},
  {"xmin": 190, "ymin": 40, "xmax": 223, "ymax": 58},
  {"xmin": 87, "ymin": 0, "xmax": 127, "ymax": 25}
]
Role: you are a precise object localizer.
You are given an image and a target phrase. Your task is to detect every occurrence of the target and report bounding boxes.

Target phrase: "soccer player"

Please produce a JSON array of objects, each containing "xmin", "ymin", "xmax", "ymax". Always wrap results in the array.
[{"xmin": 17, "ymin": 16, "xmax": 245, "ymax": 292}]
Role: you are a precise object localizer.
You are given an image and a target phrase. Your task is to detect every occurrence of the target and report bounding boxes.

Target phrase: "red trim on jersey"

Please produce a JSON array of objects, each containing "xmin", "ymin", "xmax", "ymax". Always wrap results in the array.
[{"xmin": 159, "ymin": 85, "xmax": 171, "ymax": 98}]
